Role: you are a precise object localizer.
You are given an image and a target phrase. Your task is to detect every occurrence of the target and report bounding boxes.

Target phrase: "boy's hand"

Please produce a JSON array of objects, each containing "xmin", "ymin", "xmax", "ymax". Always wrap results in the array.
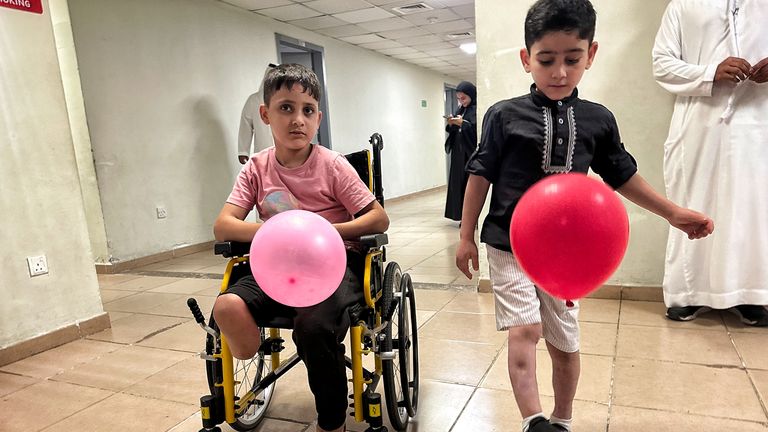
[
  {"xmin": 715, "ymin": 57, "xmax": 752, "ymax": 83},
  {"xmin": 749, "ymin": 57, "xmax": 768, "ymax": 84},
  {"xmin": 668, "ymin": 208, "xmax": 714, "ymax": 240},
  {"xmin": 456, "ymin": 238, "xmax": 479, "ymax": 279}
]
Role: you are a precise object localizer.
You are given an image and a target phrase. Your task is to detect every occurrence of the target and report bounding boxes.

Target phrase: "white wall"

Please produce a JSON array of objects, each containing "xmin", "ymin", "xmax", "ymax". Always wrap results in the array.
[
  {"xmin": 0, "ymin": 1, "xmax": 104, "ymax": 348},
  {"xmin": 476, "ymin": 0, "xmax": 675, "ymax": 286},
  {"xmin": 67, "ymin": 0, "xmax": 453, "ymax": 263}
]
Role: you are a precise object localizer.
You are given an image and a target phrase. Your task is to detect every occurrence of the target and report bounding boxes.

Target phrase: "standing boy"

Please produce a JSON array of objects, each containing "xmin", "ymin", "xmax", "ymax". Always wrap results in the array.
[
  {"xmin": 455, "ymin": 1, "xmax": 714, "ymax": 430},
  {"xmin": 213, "ymin": 63, "xmax": 389, "ymax": 432}
]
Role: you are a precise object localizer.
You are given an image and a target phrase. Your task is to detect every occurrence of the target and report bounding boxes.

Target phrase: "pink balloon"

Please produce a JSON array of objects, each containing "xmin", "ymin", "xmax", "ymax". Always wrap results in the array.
[
  {"xmin": 510, "ymin": 173, "xmax": 629, "ymax": 301},
  {"xmin": 249, "ymin": 210, "xmax": 347, "ymax": 307}
]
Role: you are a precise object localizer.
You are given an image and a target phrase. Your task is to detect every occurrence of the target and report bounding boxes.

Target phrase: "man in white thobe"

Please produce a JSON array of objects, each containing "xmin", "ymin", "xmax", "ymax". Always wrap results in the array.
[
  {"xmin": 653, "ymin": 0, "xmax": 768, "ymax": 325},
  {"xmin": 237, "ymin": 65, "xmax": 275, "ymax": 164}
]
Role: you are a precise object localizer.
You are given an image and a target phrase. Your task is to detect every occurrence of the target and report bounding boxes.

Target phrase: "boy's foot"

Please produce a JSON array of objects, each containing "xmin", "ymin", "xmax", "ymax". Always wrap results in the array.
[
  {"xmin": 666, "ymin": 305, "xmax": 709, "ymax": 321},
  {"xmin": 527, "ymin": 417, "xmax": 561, "ymax": 432},
  {"xmin": 730, "ymin": 305, "xmax": 768, "ymax": 326}
]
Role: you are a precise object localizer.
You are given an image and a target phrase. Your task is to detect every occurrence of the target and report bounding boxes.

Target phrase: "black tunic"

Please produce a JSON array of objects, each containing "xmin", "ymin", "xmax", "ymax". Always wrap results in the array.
[
  {"xmin": 444, "ymin": 104, "xmax": 477, "ymax": 221},
  {"xmin": 466, "ymin": 85, "xmax": 638, "ymax": 252}
]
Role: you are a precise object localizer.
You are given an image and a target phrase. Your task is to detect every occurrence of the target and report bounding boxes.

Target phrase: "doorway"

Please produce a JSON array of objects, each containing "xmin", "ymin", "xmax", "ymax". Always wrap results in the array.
[
  {"xmin": 444, "ymin": 84, "xmax": 458, "ymax": 181},
  {"xmin": 276, "ymin": 34, "xmax": 332, "ymax": 149}
]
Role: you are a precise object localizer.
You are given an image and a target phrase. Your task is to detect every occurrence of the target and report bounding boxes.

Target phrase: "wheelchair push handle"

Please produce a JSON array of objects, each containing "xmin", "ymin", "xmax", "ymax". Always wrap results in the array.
[{"xmin": 187, "ymin": 298, "xmax": 206, "ymax": 325}]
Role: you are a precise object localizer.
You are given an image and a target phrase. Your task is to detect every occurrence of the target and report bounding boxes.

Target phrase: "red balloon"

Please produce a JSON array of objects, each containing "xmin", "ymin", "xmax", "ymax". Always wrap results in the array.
[{"xmin": 510, "ymin": 173, "xmax": 629, "ymax": 301}]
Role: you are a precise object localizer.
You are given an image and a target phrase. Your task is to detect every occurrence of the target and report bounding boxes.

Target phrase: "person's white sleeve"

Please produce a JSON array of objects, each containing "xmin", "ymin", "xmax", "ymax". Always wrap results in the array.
[
  {"xmin": 652, "ymin": 1, "xmax": 718, "ymax": 97},
  {"xmin": 237, "ymin": 93, "xmax": 258, "ymax": 158}
]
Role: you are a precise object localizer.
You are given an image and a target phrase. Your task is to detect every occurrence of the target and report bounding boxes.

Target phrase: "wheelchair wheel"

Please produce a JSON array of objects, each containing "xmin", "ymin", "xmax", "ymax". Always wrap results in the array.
[
  {"xmin": 398, "ymin": 273, "xmax": 419, "ymax": 416},
  {"xmin": 206, "ymin": 316, "xmax": 275, "ymax": 431},
  {"xmin": 381, "ymin": 262, "xmax": 415, "ymax": 430}
]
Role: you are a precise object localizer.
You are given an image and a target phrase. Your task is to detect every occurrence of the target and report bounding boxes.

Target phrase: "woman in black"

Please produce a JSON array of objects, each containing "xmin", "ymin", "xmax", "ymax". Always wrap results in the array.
[{"xmin": 444, "ymin": 81, "xmax": 478, "ymax": 222}]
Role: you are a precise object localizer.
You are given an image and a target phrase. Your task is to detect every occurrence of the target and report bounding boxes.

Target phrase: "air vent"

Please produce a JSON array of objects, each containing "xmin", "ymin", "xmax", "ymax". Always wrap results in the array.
[
  {"xmin": 447, "ymin": 31, "xmax": 473, "ymax": 38},
  {"xmin": 392, "ymin": 3, "xmax": 434, "ymax": 15}
]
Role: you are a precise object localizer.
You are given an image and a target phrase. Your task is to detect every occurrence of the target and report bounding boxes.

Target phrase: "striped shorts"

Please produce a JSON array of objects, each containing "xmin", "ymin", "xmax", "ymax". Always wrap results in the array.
[{"xmin": 486, "ymin": 245, "xmax": 580, "ymax": 353}]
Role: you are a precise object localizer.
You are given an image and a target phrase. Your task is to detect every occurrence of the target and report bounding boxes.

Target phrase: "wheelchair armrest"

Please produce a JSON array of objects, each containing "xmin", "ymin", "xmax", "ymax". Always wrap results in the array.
[
  {"xmin": 360, "ymin": 233, "xmax": 388, "ymax": 250},
  {"xmin": 214, "ymin": 241, "xmax": 251, "ymax": 258}
]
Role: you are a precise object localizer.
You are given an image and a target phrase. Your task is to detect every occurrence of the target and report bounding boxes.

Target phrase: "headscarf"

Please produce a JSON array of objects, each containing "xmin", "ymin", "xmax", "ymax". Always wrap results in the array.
[{"xmin": 455, "ymin": 81, "xmax": 477, "ymax": 116}]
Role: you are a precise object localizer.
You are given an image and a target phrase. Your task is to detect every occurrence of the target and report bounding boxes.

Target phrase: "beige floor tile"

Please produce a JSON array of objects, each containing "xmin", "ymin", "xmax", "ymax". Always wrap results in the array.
[
  {"xmin": 419, "ymin": 311, "xmax": 507, "ymax": 345},
  {"xmin": 0, "ymin": 371, "xmax": 39, "ymax": 397},
  {"xmin": 417, "ymin": 337, "xmax": 501, "ymax": 386},
  {"xmin": 480, "ymin": 347, "xmax": 613, "ymax": 404},
  {"xmin": 413, "ymin": 289, "xmax": 457, "ymax": 311},
  {"xmin": 609, "ymin": 405, "xmax": 768, "ymax": 431},
  {"xmin": 137, "ymin": 259, "xmax": 214, "ymax": 272},
  {"xmin": 452, "ymin": 388, "xmax": 609, "ymax": 431},
  {"xmin": 619, "ymin": 300, "xmax": 726, "ymax": 330},
  {"xmin": 416, "ymin": 254, "xmax": 458, "ymax": 268},
  {"xmin": 1, "ymin": 380, "xmax": 113, "ymax": 432},
  {"xmin": 101, "ymin": 275, "xmax": 183, "ymax": 292},
  {"xmin": 124, "ymin": 356, "xmax": 210, "ymax": 405},
  {"xmin": 1, "ymin": 339, "xmax": 122, "ymax": 379},
  {"xmin": 263, "ymin": 362, "xmax": 317, "ymax": 424},
  {"xmin": 146, "ymin": 278, "xmax": 221, "ymax": 294},
  {"xmin": 195, "ymin": 264, "xmax": 227, "ymax": 274},
  {"xmin": 103, "ymin": 291, "xmax": 186, "ymax": 313},
  {"xmin": 138, "ymin": 320, "xmax": 207, "ymax": 353},
  {"xmin": 407, "ymin": 265, "xmax": 466, "ymax": 279},
  {"xmin": 443, "ymin": 292, "xmax": 496, "ymax": 314},
  {"xmin": 578, "ymin": 321, "xmax": 618, "ymax": 356},
  {"xmin": 613, "ymin": 357, "xmax": 766, "ymax": 421},
  {"xmin": 40, "ymin": 392, "xmax": 198, "ymax": 432},
  {"xmin": 751, "ymin": 369, "xmax": 768, "ymax": 404},
  {"xmin": 578, "ymin": 298, "xmax": 620, "ymax": 323},
  {"xmin": 168, "ymin": 412, "xmax": 309, "ymax": 432},
  {"xmin": 722, "ymin": 309, "xmax": 768, "ymax": 334},
  {"xmin": 108, "ymin": 311, "xmax": 133, "ymax": 322},
  {"xmin": 410, "ymin": 273, "xmax": 458, "ymax": 284},
  {"xmin": 144, "ymin": 294, "xmax": 215, "ymax": 318},
  {"xmin": 415, "ymin": 310, "xmax": 436, "ymax": 329},
  {"xmin": 100, "ymin": 288, "xmax": 139, "ymax": 304},
  {"xmin": 616, "ymin": 324, "xmax": 741, "ymax": 366},
  {"xmin": 88, "ymin": 313, "xmax": 188, "ymax": 344},
  {"xmin": 52, "ymin": 345, "xmax": 191, "ymax": 392},
  {"xmin": 97, "ymin": 273, "xmax": 142, "ymax": 288},
  {"xmin": 732, "ymin": 333, "xmax": 768, "ymax": 370},
  {"xmin": 384, "ymin": 254, "xmax": 428, "ymax": 270}
]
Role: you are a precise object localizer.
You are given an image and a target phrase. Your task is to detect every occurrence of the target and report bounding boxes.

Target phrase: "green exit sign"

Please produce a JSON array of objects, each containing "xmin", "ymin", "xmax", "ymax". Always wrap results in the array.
[{"xmin": 421, "ymin": 100, "xmax": 427, "ymax": 108}]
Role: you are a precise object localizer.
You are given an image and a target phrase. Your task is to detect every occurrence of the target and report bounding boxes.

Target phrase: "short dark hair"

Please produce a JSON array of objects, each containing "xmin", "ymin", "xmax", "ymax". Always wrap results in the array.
[
  {"xmin": 524, "ymin": 0, "xmax": 596, "ymax": 51},
  {"xmin": 262, "ymin": 63, "xmax": 322, "ymax": 105}
]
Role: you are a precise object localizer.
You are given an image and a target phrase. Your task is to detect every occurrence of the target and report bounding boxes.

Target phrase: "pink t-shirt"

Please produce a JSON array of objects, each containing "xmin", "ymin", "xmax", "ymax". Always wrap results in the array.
[{"xmin": 227, "ymin": 145, "xmax": 375, "ymax": 224}]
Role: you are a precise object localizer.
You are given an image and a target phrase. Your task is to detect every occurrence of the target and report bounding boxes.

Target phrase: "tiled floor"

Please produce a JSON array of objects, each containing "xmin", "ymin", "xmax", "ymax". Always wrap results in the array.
[{"xmin": 2, "ymin": 189, "xmax": 768, "ymax": 431}]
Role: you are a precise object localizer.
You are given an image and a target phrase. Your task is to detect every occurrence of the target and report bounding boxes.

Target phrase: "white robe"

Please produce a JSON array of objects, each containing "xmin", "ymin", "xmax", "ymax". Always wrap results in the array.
[
  {"xmin": 237, "ymin": 66, "xmax": 274, "ymax": 160},
  {"xmin": 653, "ymin": 0, "xmax": 768, "ymax": 308}
]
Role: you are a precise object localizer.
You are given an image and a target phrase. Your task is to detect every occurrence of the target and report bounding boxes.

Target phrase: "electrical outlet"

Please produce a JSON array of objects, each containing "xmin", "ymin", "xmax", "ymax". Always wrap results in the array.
[
  {"xmin": 156, "ymin": 206, "xmax": 167, "ymax": 219},
  {"xmin": 27, "ymin": 255, "xmax": 48, "ymax": 277}
]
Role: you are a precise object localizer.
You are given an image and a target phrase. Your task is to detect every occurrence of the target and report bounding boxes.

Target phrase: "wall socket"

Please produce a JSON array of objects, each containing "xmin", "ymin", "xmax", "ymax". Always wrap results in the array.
[
  {"xmin": 27, "ymin": 255, "xmax": 49, "ymax": 277},
  {"xmin": 156, "ymin": 206, "xmax": 168, "ymax": 219}
]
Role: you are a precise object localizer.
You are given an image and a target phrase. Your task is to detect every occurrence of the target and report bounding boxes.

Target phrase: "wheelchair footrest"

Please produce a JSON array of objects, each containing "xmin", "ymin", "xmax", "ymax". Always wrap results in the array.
[{"xmin": 257, "ymin": 337, "xmax": 285, "ymax": 355}]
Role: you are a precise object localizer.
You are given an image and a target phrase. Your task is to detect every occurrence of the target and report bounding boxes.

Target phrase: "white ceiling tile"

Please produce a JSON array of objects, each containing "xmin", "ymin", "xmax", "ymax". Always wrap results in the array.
[
  {"xmin": 359, "ymin": 39, "xmax": 404, "ymax": 50},
  {"xmin": 392, "ymin": 51, "xmax": 432, "ymax": 60},
  {"xmin": 378, "ymin": 46, "xmax": 419, "ymax": 55},
  {"xmin": 450, "ymin": 4, "xmax": 474, "ymax": 17},
  {"xmin": 219, "ymin": 0, "xmax": 292, "ymax": 10},
  {"xmin": 433, "ymin": 0, "xmax": 473, "ymax": 6},
  {"xmin": 303, "ymin": 0, "xmax": 372, "ymax": 14},
  {"xmin": 289, "ymin": 15, "xmax": 348, "ymax": 30},
  {"xmin": 376, "ymin": 27, "xmax": 430, "ymax": 39},
  {"xmin": 316, "ymin": 24, "xmax": 370, "ymax": 37},
  {"xmin": 333, "ymin": 7, "xmax": 395, "ymax": 23},
  {"xmin": 338, "ymin": 33, "xmax": 387, "ymax": 44},
  {"xmin": 356, "ymin": 17, "xmax": 414, "ymax": 32},
  {"xmin": 367, "ymin": 0, "xmax": 415, "ymax": 5},
  {"xmin": 400, "ymin": 8, "xmax": 460, "ymax": 25},
  {"xmin": 422, "ymin": 19, "xmax": 472, "ymax": 33},
  {"xmin": 396, "ymin": 34, "xmax": 443, "ymax": 45},
  {"xmin": 410, "ymin": 41, "xmax": 455, "ymax": 50},
  {"xmin": 256, "ymin": 4, "xmax": 323, "ymax": 21},
  {"xmin": 429, "ymin": 47, "xmax": 463, "ymax": 56}
]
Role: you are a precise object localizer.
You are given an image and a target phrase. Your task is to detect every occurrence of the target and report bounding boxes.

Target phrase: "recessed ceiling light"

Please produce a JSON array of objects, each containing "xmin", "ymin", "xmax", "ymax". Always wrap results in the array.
[{"xmin": 459, "ymin": 42, "xmax": 477, "ymax": 54}]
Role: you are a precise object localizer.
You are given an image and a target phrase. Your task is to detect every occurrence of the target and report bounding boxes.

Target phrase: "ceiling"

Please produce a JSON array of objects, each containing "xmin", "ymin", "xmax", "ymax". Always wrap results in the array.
[{"xmin": 218, "ymin": 0, "xmax": 476, "ymax": 83}]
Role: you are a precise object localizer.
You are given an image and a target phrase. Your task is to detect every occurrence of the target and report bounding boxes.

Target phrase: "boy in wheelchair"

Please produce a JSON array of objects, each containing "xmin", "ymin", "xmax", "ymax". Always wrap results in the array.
[{"xmin": 212, "ymin": 63, "xmax": 389, "ymax": 432}]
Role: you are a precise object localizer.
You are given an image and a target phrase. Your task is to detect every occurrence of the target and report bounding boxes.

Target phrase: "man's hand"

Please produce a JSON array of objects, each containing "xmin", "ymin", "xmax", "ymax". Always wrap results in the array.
[
  {"xmin": 749, "ymin": 57, "xmax": 768, "ymax": 84},
  {"xmin": 238, "ymin": 155, "xmax": 249, "ymax": 164},
  {"xmin": 667, "ymin": 208, "xmax": 714, "ymax": 240},
  {"xmin": 715, "ymin": 57, "xmax": 752, "ymax": 83},
  {"xmin": 455, "ymin": 238, "xmax": 479, "ymax": 279}
]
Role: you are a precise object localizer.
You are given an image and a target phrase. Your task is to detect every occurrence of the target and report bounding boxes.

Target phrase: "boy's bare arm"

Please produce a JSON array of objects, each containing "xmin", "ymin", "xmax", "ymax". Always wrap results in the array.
[
  {"xmin": 617, "ymin": 174, "xmax": 714, "ymax": 239},
  {"xmin": 456, "ymin": 175, "xmax": 491, "ymax": 279},
  {"xmin": 213, "ymin": 203, "xmax": 261, "ymax": 242},
  {"xmin": 334, "ymin": 200, "xmax": 389, "ymax": 240}
]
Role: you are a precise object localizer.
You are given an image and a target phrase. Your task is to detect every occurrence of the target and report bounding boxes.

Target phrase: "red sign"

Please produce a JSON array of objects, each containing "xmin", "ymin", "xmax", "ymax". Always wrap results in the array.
[{"xmin": 0, "ymin": 0, "xmax": 43, "ymax": 14}]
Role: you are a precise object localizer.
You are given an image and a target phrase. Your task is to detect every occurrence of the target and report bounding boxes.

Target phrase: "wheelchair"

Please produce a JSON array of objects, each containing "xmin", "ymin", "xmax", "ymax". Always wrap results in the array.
[{"xmin": 187, "ymin": 133, "xmax": 420, "ymax": 432}]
